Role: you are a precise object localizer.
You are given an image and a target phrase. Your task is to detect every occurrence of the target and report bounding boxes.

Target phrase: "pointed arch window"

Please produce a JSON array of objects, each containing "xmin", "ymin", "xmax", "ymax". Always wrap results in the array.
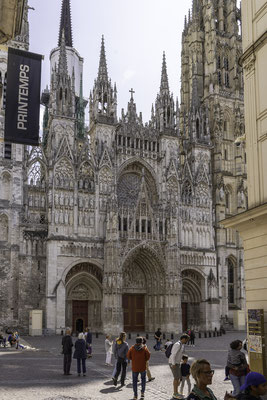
[
  {"xmin": 196, "ymin": 118, "xmax": 200, "ymax": 138},
  {"xmin": 228, "ymin": 258, "xmax": 235, "ymax": 304},
  {"xmin": 182, "ymin": 181, "xmax": 193, "ymax": 205}
]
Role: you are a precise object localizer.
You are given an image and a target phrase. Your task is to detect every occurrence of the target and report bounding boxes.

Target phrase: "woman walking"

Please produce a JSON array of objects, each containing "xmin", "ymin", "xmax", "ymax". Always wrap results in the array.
[
  {"xmin": 73, "ymin": 333, "xmax": 87, "ymax": 376},
  {"xmin": 227, "ymin": 339, "xmax": 249, "ymax": 396},
  {"xmin": 105, "ymin": 335, "xmax": 113, "ymax": 366}
]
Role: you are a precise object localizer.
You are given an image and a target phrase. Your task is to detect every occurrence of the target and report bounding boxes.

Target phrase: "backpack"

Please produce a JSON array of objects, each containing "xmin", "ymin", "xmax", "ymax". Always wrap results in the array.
[{"xmin": 165, "ymin": 343, "xmax": 174, "ymax": 358}]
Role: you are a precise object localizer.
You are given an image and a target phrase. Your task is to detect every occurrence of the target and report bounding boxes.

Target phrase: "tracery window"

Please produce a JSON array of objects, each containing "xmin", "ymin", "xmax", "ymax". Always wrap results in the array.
[
  {"xmin": 99, "ymin": 166, "xmax": 112, "ymax": 194},
  {"xmin": 182, "ymin": 180, "xmax": 193, "ymax": 205},
  {"xmin": 28, "ymin": 161, "xmax": 45, "ymax": 186},
  {"xmin": 54, "ymin": 158, "xmax": 74, "ymax": 189}
]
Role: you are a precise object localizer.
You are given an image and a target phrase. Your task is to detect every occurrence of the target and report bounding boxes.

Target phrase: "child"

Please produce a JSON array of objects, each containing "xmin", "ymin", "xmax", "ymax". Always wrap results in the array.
[
  {"xmin": 236, "ymin": 371, "xmax": 267, "ymax": 400},
  {"xmin": 179, "ymin": 354, "xmax": 191, "ymax": 396},
  {"xmin": 105, "ymin": 335, "xmax": 113, "ymax": 366}
]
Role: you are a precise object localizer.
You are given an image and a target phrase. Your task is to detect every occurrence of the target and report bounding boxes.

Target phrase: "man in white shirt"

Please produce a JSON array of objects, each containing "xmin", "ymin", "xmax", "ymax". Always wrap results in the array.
[{"xmin": 169, "ymin": 334, "xmax": 190, "ymax": 399}]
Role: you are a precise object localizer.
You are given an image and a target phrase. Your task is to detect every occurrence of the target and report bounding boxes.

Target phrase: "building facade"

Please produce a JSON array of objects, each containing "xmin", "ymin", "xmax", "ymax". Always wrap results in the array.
[
  {"xmin": 0, "ymin": 0, "xmax": 246, "ymax": 335},
  {"xmin": 223, "ymin": 0, "xmax": 267, "ymax": 375}
]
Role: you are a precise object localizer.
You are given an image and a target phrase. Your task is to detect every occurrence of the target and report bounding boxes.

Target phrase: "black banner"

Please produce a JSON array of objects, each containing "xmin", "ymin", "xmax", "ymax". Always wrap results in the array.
[{"xmin": 5, "ymin": 47, "xmax": 42, "ymax": 146}]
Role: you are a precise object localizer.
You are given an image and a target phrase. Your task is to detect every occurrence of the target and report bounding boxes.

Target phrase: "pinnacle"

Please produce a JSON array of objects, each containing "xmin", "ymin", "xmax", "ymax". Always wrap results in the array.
[
  {"xmin": 160, "ymin": 51, "xmax": 169, "ymax": 94},
  {"xmin": 97, "ymin": 35, "xmax": 108, "ymax": 82},
  {"xmin": 58, "ymin": 0, "xmax": 73, "ymax": 47}
]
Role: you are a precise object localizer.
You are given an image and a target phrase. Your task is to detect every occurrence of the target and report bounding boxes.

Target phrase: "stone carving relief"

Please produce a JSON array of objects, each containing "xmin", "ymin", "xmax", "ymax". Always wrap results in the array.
[
  {"xmin": 123, "ymin": 264, "xmax": 146, "ymax": 290},
  {"xmin": 71, "ymin": 284, "xmax": 89, "ymax": 300},
  {"xmin": 65, "ymin": 262, "xmax": 103, "ymax": 285}
]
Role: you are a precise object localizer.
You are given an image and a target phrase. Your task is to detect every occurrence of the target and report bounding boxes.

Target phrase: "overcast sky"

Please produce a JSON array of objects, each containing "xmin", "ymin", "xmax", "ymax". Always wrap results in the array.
[{"xmin": 28, "ymin": 0, "xmax": 191, "ymax": 124}]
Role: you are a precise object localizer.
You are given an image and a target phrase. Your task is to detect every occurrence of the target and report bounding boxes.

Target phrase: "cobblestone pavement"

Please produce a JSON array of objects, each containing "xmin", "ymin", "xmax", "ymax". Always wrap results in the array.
[{"xmin": 0, "ymin": 331, "xmax": 247, "ymax": 400}]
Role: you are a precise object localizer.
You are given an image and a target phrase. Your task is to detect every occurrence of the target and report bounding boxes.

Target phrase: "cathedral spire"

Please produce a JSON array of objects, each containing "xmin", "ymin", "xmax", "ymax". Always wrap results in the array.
[
  {"xmin": 58, "ymin": 0, "xmax": 73, "ymax": 47},
  {"xmin": 98, "ymin": 35, "xmax": 108, "ymax": 82},
  {"xmin": 160, "ymin": 52, "xmax": 169, "ymax": 95}
]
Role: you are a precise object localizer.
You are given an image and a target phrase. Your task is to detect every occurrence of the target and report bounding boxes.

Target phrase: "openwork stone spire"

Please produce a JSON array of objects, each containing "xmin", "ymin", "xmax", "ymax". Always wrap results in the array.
[
  {"xmin": 160, "ymin": 52, "xmax": 169, "ymax": 95},
  {"xmin": 58, "ymin": 30, "xmax": 68, "ymax": 76},
  {"xmin": 97, "ymin": 35, "xmax": 108, "ymax": 82},
  {"xmin": 58, "ymin": 0, "xmax": 73, "ymax": 47}
]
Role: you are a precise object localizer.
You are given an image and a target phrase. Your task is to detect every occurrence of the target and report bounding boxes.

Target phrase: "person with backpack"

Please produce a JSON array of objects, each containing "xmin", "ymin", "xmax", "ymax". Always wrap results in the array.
[{"xmin": 168, "ymin": 333, "xmax": 190, "ymax": 399}]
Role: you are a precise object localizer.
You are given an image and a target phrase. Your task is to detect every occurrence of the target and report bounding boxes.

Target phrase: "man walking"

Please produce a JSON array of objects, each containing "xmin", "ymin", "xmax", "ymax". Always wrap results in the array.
[
  {"xmin": 127, "ymin": 337, "xmax": 150, "ymax": 400},
  {"xmin": 62, "ymin": 328, "xmax": 73, "ymax": 375},
  {"xmin": 169, "ymin": 334, "xmax": 190, "ymax": 399}
]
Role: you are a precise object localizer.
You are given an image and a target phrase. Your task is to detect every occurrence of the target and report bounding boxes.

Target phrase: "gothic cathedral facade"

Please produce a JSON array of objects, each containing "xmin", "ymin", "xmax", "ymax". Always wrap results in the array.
[{"xmin": 0, "ymin": 0, "xmax": 246, "ymax": 334}]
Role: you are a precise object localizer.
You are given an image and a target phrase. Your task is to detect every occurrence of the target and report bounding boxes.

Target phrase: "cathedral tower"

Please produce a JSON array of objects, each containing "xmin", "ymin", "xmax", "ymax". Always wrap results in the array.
[{"xmin": 180, "ymin": 0, "xmax": 246, "ymax": 324}]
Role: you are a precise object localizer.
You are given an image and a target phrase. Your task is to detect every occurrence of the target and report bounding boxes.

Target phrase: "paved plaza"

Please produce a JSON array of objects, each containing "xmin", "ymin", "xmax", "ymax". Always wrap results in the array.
[{"xmin": 0, "ymin": 331, "xmax": 248, "ymax": 400}]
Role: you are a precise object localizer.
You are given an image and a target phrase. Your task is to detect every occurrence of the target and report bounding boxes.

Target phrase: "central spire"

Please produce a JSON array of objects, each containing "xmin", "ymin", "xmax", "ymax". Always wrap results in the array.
[{"xmin": 58, "ymin": 0, "xmax": 73, "ymax": 47}]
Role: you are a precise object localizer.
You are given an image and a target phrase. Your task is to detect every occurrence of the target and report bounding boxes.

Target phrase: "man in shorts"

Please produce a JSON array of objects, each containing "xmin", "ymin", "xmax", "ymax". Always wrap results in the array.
[{"xmin": 169, "ymin": 334, "xmax": 190, "ymax": 399}]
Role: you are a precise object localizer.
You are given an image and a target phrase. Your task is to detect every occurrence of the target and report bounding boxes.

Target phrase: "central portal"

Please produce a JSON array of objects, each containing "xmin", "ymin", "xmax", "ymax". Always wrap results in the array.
[
  {"xmin": 72, "ymin": 300, "xmax": 88, "ymax": 333},
  {"xmin": 122, "ymin": 294, "xmax": 145, "ymax": 332}
]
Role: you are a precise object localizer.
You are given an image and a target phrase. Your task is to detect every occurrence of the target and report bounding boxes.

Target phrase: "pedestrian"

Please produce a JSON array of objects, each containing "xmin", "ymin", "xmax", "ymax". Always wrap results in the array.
[
  {"xmin": 142, "ymin": 337, "xmax": 155, "ymax": 382},
  {"xmin": 62, "ymin": 328, "xmax": 73, "ymax": 375},
  {"xmin": 189, "ymin": 330, "xmax": 195, "ymax": 347},
  {"xmin": 224, "ymin": 365, "xmax": 230, "ymax": 381},
  {"xmin": 227, "ymin": 339, "xmax": 249, "ymax": 396},
  {"xmin": 236, "ymin": 371, "xmax": 267, "ymax": 400},
  {"xmin": 179, "ymin": 355, "xmax": 191, "ymax": 396},
  {"xmin": 73, "ymin": 333, "xmax": 87, "ymax": 376},
  {"xmin": 85, "ymin": 327, "xmax": 92, "ymax": 358},
  {"xmin": 127, "ymin": 337, "xmax": 150, "ymax": 400},
  {"xmin": 169, "ymin": 333, "xmax": 190, "ymax": 399},
  {"xmin": 105, "ymin": 335, "xmax": 113, "ymax": 366},
  {"xmin": 187, "ymin": 358, "xmax": 233, "ymax": 400},
  {"xmin": 154, "ymin": 327, "xmax": 162, "ymax": 351},
  {"xmin": 113, "ymin": 332, "xmax": 129, "ymax": 387}
]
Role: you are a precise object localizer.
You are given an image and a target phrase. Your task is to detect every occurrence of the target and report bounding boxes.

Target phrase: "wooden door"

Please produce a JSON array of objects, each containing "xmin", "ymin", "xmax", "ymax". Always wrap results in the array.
[
  {"xmin": 122, "ymin": 294, "xmax": 145, "ymax": 332},
  {"xmin": 72, "ymin": 300, "xmax": 88, "ymax": 333},
  {"xmin": 182, "ymin": 302, "xmax": 188, "ymax": 332}
]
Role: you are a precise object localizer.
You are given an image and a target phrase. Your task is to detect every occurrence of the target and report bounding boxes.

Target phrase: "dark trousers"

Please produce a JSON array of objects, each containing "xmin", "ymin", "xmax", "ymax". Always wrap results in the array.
[
  {"xmin": 77, "ymin": 358, "xmax": 86, "ymax": 374},
  {"xmin": 63, "ymin": 353, "xmax": 72, "ymax": 374},
  {"xmin": 115, "ymin": 358, "xmax": 127, "ymax": 384},
  {"xmin": 133, "ymin": 371, "xmax": 146, "ymax": 397}
]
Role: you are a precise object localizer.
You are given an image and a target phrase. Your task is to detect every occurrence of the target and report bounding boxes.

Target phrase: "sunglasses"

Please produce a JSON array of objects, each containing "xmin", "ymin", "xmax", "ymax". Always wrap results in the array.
[{"xmin": 203, "ymin": 370, "xmax": 215, "ymax": 375}]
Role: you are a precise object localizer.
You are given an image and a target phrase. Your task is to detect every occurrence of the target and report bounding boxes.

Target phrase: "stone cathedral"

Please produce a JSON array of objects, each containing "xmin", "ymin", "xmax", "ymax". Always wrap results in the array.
[{"xmin": 0, "ymin": 0, "xmax": 247, "ymax": 334}]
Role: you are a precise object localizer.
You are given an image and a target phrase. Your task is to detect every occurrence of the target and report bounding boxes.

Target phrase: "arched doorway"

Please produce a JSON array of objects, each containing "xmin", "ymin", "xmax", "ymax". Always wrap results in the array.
[
  {"xmin": 181, "ymin": 269, "xmax": 204, "ymax": 331},
  {"xmin": 65, "ymin": 263, "xmax": 103, "ymax": 333},
  {"xmin": 122, "ymin": 245, "xmax": 165, "ymax": 332}
]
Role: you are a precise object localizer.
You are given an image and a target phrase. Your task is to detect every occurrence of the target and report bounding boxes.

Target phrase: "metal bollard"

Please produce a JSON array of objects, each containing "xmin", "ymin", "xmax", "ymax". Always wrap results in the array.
[
  {"xmin": 198, "ymin": 332, "xmax": 201, "ymax": 339},
  {"xmin": 209, "ymin": 331, "xmax": 211, "ymax": 338},
  {"xmin": 213, "ymin": 331, "xmax": 216, "ymax": 337},
  {"xmin": 146, "ymin": 333, "xmax": 149, "ymax": 339},
  {"xmin": 128, "ymin": 333, "xmax": 131, "ymax": 339},
  {"xmin": 96, "ymin": 332, "xmax": 98, "ymax": 338},
  {"xmin": 171, "ymin": 333, "xmax": 174, "ymax": 340},
  {"xmin": 204, "ymin": 332, "xmax": 207, "ymax": 338},
  {"xmin": 163, "ymin": 333, "xmax": 166, "ymax": 340},
  {"xmin": 137, "ymin": 333, "xmax": 140, "ymax": 337}
]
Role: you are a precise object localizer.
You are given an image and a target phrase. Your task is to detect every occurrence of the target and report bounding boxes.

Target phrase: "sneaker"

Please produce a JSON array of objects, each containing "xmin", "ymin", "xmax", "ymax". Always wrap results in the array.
[
  {"xmin": 83, "ymin": 373, "xmax": 86, "ymax": 376},
  {"xmin": 173, "ymin": 394, "xmax": 183, "ymax": 399},
  {"xmin": 140, "ymin": 394, "xmax": 145, "ymax": 399},
  {"xmin": 224, "ymin": 377, "xmax": 230, "ymax": 381},
  {"xmin": 148, "ymin": 377, "xmax": 155, "ymax": 382}
]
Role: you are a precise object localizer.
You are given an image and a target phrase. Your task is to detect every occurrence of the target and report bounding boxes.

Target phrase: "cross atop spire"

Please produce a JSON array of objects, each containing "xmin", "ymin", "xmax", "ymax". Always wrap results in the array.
[
  {"xmin": 98, "ymin": 35, "xmax": 108, "ymax": 82},
  {"xmin": 129, "ymin": 88, "xmax": 135, "ymax": 100},
  {"xmin": 58, "ymin": 0, "xmax": 73, "ymax": 48},
  {"xmin": 160, "ymin": 52, "xmax": 169, "ymax": 95}
]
